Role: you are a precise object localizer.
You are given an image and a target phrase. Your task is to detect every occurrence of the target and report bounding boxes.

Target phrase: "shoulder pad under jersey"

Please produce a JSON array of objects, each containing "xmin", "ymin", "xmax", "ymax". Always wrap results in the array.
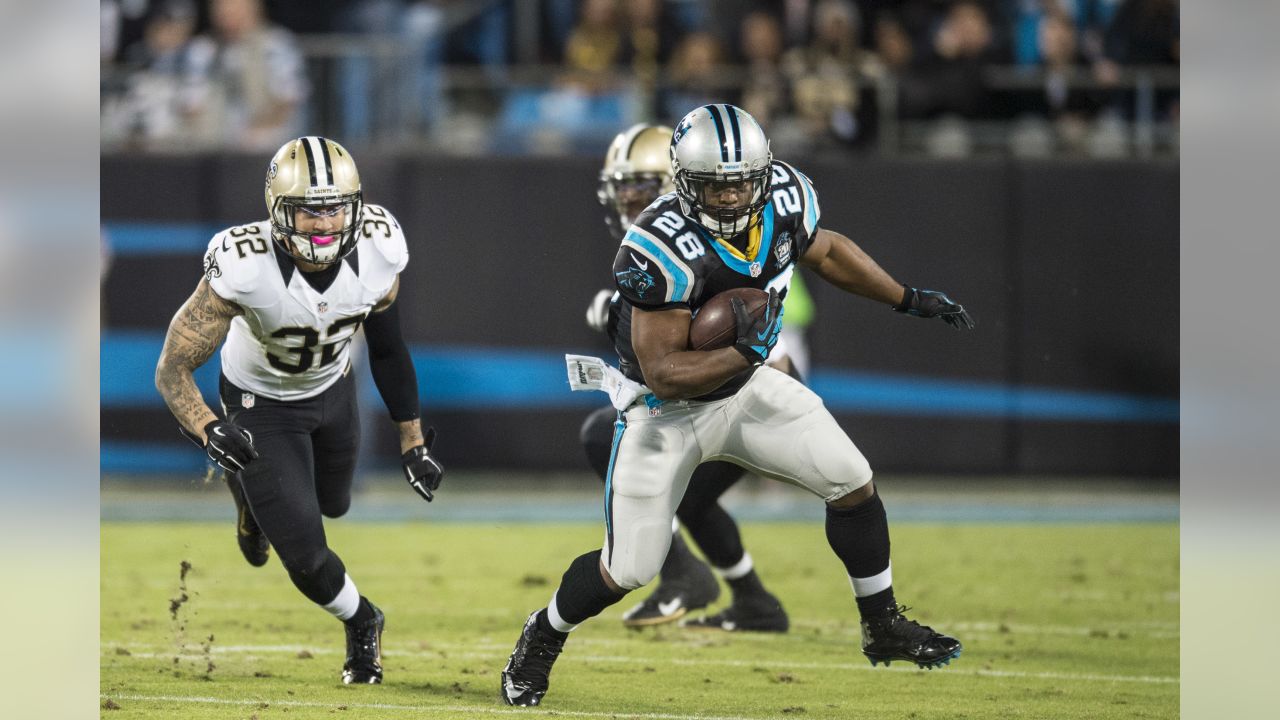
[
  {"xmin": 614, "ymin": 197, "xmax": 698, "ymax": 308},
  {"xmin": 355, "ymin": 204, "xmax": 409, "ymax": 294},
  {"xmin": 202, "ymin": 221, "xmax": 277, "ymax": 308}
]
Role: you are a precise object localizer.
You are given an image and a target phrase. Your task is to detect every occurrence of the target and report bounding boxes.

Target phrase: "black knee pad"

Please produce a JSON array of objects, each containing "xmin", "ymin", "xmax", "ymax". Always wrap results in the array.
[
  {"xmin": 281, "ymin": 544, "xmax": 329, "ymax": 578},
  {"xmin": 553, "ymin": 549, "xmax": 627, "ymax": 625},
  {"xmin": 284, "ymin": 548, "xmax": 348, "ymax": 606},
  {"xmin": 319, "ymin": 494, "xmax": 352, "ymax": 519}
]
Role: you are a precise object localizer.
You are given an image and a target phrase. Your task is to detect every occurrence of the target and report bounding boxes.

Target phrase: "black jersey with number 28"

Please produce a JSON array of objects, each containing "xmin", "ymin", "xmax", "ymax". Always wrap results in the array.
[{"xmin": 609, "ymin": 160, "xmax": 821, "ymax": 399}]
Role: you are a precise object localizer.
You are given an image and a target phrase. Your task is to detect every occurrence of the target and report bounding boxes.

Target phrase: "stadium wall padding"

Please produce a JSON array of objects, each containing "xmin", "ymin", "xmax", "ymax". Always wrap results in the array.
[{"xmin": 101, "ymin": 153, "xmax": 1178, "ymax": 477}]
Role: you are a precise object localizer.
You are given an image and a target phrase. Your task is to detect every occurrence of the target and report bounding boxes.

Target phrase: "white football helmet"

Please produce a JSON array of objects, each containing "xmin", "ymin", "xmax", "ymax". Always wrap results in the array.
[
  {"xmin": 670, "ymin": 104, "xmax": 772, "ymax": 238},
  {"xmin": 265, "ymin": 136, "xmax": 363, "ymax": 265},
  {"xmin": 598, "ymin": 123, "xmax": 675, "ymax": 240}
]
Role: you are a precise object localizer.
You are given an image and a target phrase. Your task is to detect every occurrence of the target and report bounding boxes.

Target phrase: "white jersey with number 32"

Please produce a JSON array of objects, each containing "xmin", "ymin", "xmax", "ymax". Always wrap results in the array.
[{"xmin": 202, "ymin": 203, "xmax": 408, "ymax": 401}]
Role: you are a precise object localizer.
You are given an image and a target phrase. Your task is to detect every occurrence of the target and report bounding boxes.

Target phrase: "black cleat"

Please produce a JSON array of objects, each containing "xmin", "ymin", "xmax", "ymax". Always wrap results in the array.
[
  {"xmin": 622, "ymin": 561, "xmax": 720, "ymax": 628},
  {"xmin": 501, "ymin": 611, "xmax": 565, "ymax": 707},
  {"xmin": 341, "ymin": 599, "xmax": 385, "ymax": 684},
  {"xmin": 228, "ymin": 474, "xmax": 270, "ymax": 567},
  {"xmin": 683, "ymin": 592, "xmax": 789, "ymax": 633},
  {"xmin": 861, "ymin": 605, "xmax": 962, "ymax": 669}
]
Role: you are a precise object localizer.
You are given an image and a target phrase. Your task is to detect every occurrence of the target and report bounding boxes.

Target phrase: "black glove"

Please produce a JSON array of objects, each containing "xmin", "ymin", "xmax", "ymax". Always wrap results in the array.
[
  {"xmin": 402, "ymin": 427, "xmax": 444, "ymax": 502},
  {"xmin": 732, "ymin": 288, "xmax": 785, "ymax": 366},
  {"xmin": 893, "ymin": 284, "xmax": 975, "ymax": 330},
  {"xmin": 180, "ymin": 419, "xmax": 258, "ymax": 472}
]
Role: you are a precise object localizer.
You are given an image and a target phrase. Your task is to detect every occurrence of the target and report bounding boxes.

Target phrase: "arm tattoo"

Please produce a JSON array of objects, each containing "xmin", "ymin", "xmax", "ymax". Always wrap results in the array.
[
  {"xmin": 155, "ymin": 280, "xmax": 242, "ymax": 437},
  {"xmin": 397, "ymin": 419, "xmax": 424, "ymax": 453}
]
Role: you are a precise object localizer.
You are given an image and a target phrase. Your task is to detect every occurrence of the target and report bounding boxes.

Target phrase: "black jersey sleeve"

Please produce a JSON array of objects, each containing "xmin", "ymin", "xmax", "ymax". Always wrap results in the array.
[{"xmin": 612, "ymin": 202, "xmax": 699, "ymax": 310}]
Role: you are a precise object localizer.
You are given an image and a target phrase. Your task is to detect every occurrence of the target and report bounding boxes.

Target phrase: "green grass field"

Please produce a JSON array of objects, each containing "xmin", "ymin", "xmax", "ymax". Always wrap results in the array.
[{"xmin": 101, "ymin": 521, "xmax": 1177, "ymax": 719}]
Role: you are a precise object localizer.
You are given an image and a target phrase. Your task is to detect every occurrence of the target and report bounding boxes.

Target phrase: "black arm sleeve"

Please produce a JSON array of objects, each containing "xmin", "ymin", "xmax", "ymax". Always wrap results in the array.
[{"xmin": 363, "ymin": 300, "xmax": 421, "ymax": 422}]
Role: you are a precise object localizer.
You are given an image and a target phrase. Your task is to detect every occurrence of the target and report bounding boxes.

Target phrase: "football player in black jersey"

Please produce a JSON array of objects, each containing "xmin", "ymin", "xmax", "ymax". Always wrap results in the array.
[
  {"xmin": 502, "ymin": 105, "xmax": 973, "ymax": 707},
  {"xmin": 582, "ymin": 123, "xmax": 790, "ymax": 632}
]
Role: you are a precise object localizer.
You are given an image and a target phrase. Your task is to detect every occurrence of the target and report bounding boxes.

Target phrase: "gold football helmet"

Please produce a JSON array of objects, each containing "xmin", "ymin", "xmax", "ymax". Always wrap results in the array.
[
  {"xmin": 265, "ymin": 136, "xmax": 363, "ymax": 265},
  {"xmin": 598, "ymin": 124, "xmax": 675, "ymax": 240}
]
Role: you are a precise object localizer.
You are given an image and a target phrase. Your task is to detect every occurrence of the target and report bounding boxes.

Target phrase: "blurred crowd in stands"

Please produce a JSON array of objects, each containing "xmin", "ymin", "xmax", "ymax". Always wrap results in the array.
[{"xmin": 101, "ymin": 0, "xmax": 1179, "ymax": 156}]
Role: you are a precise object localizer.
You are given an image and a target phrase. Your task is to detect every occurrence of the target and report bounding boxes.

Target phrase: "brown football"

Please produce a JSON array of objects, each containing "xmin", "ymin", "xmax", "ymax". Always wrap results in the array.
[{"xmin": 689, "ymin": 287, "xmax": 770, "ymax": 351}]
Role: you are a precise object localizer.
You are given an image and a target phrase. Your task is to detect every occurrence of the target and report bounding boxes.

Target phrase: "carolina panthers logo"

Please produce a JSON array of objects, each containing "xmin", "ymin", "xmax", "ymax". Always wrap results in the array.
[
  {"xmin": 615, "ymin": 267, "xmax": 655, "ymax": 298},
  {"xmin": 202, "ymin": 249, "xmax": 222, "ymax": 280},
  {"xmin": 672, "ymin": 116, "xmax": 694, "ymax": 148}
]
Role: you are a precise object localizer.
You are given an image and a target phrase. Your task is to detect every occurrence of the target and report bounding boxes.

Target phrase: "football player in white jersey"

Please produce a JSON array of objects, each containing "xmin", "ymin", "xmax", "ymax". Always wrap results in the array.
[
  {"xmin": 581, "ymin": 123, "xmax": 791, "ymax": 632},
  {"xmin": 155, "ymin": 136, "xmax": 444, "ymax": 686},
  {"xmin": 502, "ymin": 105, "xmax": 973, "ymax": 707}
]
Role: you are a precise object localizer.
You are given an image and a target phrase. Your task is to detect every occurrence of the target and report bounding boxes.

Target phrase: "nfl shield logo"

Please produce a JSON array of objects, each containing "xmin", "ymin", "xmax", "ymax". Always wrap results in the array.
[
  {"xmin": 317, "ymin": 301, "xmax": 329, "ymax": 313},
  {"xmin": 241, "ymin": 392, "xmax": 256, "ymax": 409},
  {"xmin": 749, "ymin": 261, "xmax": 762, "ymax": 277}
]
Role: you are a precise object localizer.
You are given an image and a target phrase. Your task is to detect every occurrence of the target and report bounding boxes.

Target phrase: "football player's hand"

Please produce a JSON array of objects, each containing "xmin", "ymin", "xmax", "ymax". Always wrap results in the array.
[
  {"xmin": 402, "ymin": 427, "xmax": 444, "ymax": 502},
  {"xmin": 893, "ymin": 285, "xmax": 975, "ymax": 330},
  {"xmin": 732, "ymin": 288, "xmax": 784, "ymax": 366},
  {"xmin": 585, "ymin": 289, "xmax": 613, "ymax": 333},
  {"xmin": 180, "ymin": 419, "xmax": 259, "ymax": 472}
]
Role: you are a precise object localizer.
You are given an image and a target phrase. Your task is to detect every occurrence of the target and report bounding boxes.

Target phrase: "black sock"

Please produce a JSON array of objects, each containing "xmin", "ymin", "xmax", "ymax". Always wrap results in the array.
[
  {"xmin": 551, "ymin": 549, "xmax": 628, "ymax": 626},
  {"xmin": 825, "ymin": 489, "xmax": 892, "ymax": 579},
  {"xmin": 826, "ymin": 489, "xmax": 896, "ymax": 620},
  {"xmin": 535, "ymin": 608, "xmax": 569, "ymax": 641},
  {"xmin": 855, "ymin": 587, "xmax": 897, "ymax": 620},
  {"xmin": 346, "ymin": 596, "xmax": 376, "ymax": 626},
  {"xmin": 727, "ymin": 568, "xmax": 767, "ymax": 599},
  {"xmin": 287, "ymin": 549, "xmax": 348, "ymax": 606}
]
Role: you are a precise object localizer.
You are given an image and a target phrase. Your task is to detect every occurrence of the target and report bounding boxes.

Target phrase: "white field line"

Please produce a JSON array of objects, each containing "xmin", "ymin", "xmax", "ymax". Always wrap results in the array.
[
  {"xmin": 98, "ymin": 693, "xmax": 761, "ymax": 720},
  {"xmin": 159, "ymin": 602, "xmax": 1181, "ymax": 638},
  {"xmin": 106, "ymin": 643, "xmax": 1177, "ymax": 685},
  {"xmin": 1044, "ymin": 590, "xmax": 1180, "ymax": 604}
]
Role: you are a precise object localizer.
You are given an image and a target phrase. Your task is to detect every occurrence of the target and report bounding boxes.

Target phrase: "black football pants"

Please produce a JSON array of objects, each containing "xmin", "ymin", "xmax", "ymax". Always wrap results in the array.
[
  {"xmin": 580, "ymin": 405, "xmax": 747, "ymax": 569},
  {"xmin": 221, "ymin": 371, "xmax": 360, "ymax": 606}
]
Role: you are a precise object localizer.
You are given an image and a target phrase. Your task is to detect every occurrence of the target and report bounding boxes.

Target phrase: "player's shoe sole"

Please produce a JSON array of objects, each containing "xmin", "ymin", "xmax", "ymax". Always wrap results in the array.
[{"xmin": 866, "ymin": 645, "xmax": 962, "ymax": 669}]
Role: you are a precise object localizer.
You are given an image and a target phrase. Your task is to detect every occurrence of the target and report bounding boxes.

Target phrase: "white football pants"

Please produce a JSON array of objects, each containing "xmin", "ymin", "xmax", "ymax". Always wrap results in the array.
[{"xmin": 601, "ymin": 366, "xmax": 872, "ymax": 589}]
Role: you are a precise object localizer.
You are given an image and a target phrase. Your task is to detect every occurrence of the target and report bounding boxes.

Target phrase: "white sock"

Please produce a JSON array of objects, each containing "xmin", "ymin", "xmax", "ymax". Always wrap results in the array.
[
  {"xmin": 546, "ymin": 595, "xmax": 578, "ymax": 633},
  {"xmin": 322, "ymin": 574, "xmax": 361, "ymax": 621},
  {"xmin": 848, "ymin": 563, "xmax": 893, "ymax": 597},
  {"xmin": 671, "ymin": 517, "xmax": 680, "ymax": 534},
  {"xmin": 716, "ymin": 552, "xmax": 755, "ymax": 580}
]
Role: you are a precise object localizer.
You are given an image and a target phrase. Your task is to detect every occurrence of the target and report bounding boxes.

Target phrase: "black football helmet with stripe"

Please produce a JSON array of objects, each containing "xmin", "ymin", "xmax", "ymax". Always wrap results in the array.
[
  {"xmin": 265, "ymin": 136, "xmax": 364, "ymax": 265},
  {"xmin": 670, "ymin": 104, "xmax": 772, "ymax": 239}
]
